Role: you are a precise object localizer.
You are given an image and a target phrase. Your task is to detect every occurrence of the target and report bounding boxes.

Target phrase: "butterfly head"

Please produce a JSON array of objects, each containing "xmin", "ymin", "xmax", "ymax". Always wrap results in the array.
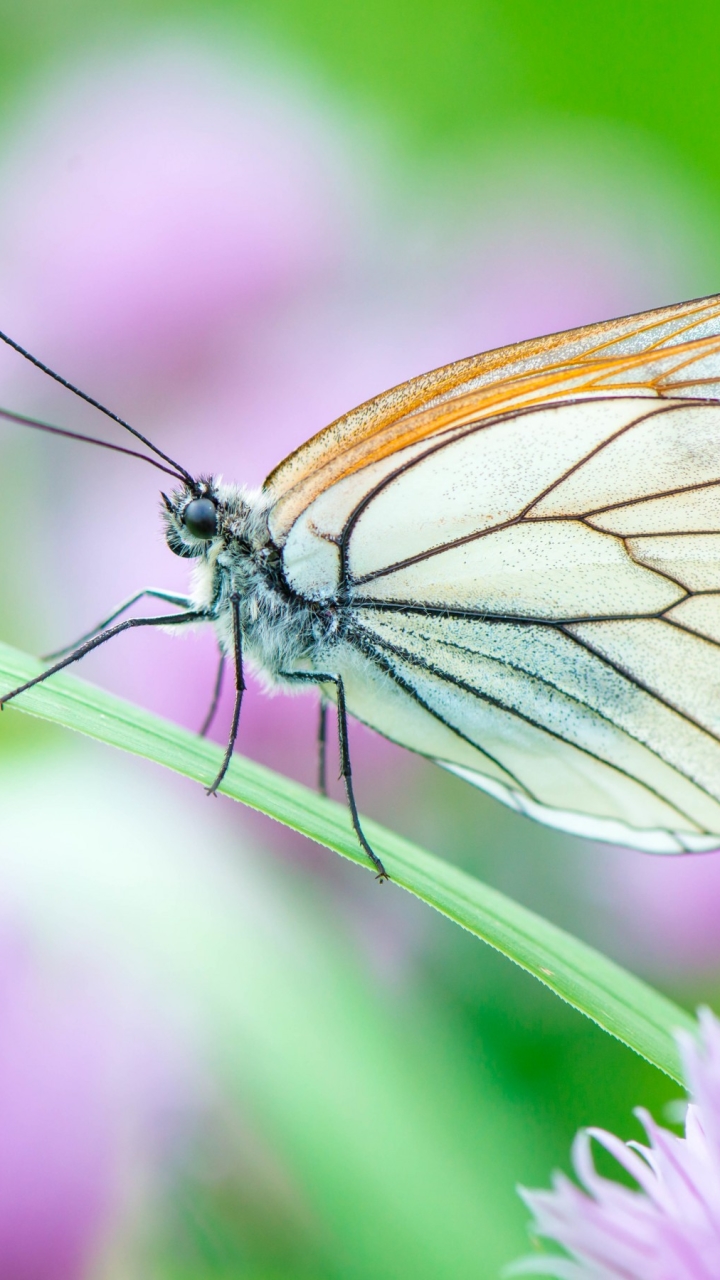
[{"xmin": 161, "ymin": 477, "xmax": 223, "ymax": 558}]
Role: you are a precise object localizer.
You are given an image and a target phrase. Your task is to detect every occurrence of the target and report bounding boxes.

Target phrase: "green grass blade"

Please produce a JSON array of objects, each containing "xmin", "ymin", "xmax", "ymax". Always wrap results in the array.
[{"xmin": 0, "ymin": 640, "xmax": 694, "ymax": 1081}]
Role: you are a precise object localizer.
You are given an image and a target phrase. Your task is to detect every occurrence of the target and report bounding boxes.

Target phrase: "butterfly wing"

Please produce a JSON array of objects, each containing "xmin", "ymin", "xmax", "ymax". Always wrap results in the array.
[
  {"xmin": 267, "ymin": 295, "xmax": 720, "ymax": 850},
  {"xmin": 265, "ymin": 292, "xmax": 720, "ymax": 542}
]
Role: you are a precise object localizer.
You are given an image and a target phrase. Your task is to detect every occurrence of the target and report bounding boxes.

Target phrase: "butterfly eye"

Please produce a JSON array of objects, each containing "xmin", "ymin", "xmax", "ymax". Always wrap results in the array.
[{"xmin": 183, "ymin": 497, "xmax": 218, "ymax": 539}]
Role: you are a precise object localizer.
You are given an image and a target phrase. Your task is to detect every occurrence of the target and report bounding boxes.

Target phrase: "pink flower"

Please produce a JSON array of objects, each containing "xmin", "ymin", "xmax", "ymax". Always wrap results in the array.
[
  {"xmin": 0, "ymin": 38, "xmax": 360, "ymax": 391},
  {"xmin": 0, "ymin": 924, "xmax": 197, "ymax": 1280},
  {"xmin": 513, "ymin": 1009, "xmax": 720, "ymax": 1278},
  {"xmin": 583, "ymin": 843, "xmax": 720, "ymax": 975}
]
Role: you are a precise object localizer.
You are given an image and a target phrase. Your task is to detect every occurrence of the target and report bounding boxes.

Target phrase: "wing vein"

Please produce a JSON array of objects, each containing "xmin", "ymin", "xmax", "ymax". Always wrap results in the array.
[
  {"xmin": 339, "ymin": 398, "xmax": 673, "ymax": 590},
  {"xmin": 559, "ymin": 624, "xmax": 720, "ymax": 755},
  {"xmin": 347, "ymin": 628, "xmax": 537, "ymax": 800},
  {"xmin": 350, "ymin": 618, "xmax": 709, "ymax": 824}
]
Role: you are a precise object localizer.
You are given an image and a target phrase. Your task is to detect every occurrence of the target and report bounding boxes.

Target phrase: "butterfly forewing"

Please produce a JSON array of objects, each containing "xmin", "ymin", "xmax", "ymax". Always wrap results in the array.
[{"xmin": 264, "ymin": 293, "xmax": 720, "ymax": 543}]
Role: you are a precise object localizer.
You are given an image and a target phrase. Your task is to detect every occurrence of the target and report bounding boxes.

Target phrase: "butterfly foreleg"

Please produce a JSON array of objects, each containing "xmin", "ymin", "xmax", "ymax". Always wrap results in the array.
[
  {"xmin": 278, "ymin": 669, "xmax": 388, "ymax": 883},
  {"xmin": 199, "ymin": 651, "xmax": 226, "ymax": 738},
  {"xmin": 0, "ymin": 608, "xmax": 203, "ymax": 709},
  {"xmin": 317, "ymin": 693, "xmax": 328, "ymax": 797},
  {"xmin": 206, "ymin": 594, "xmax": 244, "ymax": 797},
  {"xmin": 42, "ymin": 588, "xmax": 193, "ymax": 659}
]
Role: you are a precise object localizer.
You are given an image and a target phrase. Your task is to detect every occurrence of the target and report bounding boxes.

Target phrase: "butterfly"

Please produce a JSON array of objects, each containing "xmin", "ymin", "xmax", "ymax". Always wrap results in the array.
[{"xmin": 4, "ymin": 290, "xmax": 720, "ymax": 881}]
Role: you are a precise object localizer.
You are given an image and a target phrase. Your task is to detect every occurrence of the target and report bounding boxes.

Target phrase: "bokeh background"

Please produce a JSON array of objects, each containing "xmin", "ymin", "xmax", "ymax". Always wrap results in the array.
[{"xmin": 0, "ymin": 2, "xmax": 719, "ymax": 1275}]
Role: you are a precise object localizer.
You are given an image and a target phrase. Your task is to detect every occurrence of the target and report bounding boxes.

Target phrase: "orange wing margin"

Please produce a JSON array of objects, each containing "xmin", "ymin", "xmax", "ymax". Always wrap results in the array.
[{"xmin": 264, "ymin": 292, "xmax": 720, "ymax": 544}]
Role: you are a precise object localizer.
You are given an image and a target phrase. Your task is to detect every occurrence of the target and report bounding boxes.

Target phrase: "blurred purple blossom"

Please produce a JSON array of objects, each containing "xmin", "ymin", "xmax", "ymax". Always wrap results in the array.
[
  {"xmin": 0, "ymin": 925, "xmax": 196, "ymax": 1280},
  {"xmin": 0, "ymin": 39, "xmax": 362, "ymax": 390},
  {"xmin": 514, "ymin": 1008, "xmax": 720, "ymax": 1279},
  {"xmin": 585, "ymin": 845, "xmax": 720, "ymax": 974}
]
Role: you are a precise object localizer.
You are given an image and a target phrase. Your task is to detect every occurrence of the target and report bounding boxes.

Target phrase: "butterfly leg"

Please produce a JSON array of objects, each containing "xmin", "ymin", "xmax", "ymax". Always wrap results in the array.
[
  {"xmin": 0, "ymin": 608, "xmax": 203, "ymax": 707},
  {"xmin": 42, "ymin": 588, "xmax": 193, "ymax": 659},
  {"xmin": 206, "ymin": 595, "xmax": 244, "ymax": 797},
  {"xmin": 279, "ymin": 670, "xmax": 388, "ymax": 883},
  {"xmin": 317, "ymin": 694, "xmax": 328, "ymax": 796},
  {"xmin": 199, "ymin": 652, "xmax": 226, "ymax": 737}
]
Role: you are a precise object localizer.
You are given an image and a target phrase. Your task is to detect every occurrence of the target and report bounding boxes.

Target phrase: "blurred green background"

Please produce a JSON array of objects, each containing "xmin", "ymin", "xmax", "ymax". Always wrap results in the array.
[{"xmin": 0, "ymin": 2, "xmax": 719, "ymax": 1277}]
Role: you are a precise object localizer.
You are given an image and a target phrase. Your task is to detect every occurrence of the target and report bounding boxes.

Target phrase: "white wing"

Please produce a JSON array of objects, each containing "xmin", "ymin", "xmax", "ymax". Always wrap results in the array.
[{"xmin": 279, "ymin": 391, "xmax": 720, "ymax": 851}]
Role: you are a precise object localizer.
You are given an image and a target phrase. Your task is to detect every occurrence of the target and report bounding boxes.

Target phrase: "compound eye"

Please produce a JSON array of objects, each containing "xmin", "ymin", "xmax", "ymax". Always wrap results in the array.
[{"xmin": 183, "ymin": 497, "xmax": 218, "ymax": 539}]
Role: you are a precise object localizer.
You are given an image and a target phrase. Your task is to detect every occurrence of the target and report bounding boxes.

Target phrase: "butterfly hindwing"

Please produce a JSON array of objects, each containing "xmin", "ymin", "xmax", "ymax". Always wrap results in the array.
[{"xmin": 340, "ymin": 609, "xmax": 720, "ymax": 852}]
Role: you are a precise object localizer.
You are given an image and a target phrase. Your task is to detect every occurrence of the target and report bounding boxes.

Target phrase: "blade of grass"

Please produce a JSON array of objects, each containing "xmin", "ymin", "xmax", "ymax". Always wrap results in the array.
[{"xmin": 0, "ymin": 640, "xmax": 694, "ymax": 1081}]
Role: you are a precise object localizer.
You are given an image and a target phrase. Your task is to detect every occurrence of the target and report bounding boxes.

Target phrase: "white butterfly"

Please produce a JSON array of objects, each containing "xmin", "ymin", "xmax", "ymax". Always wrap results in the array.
[{"xmin": 5, "ymin": 292, "xmax": 720, "ymax": 877}]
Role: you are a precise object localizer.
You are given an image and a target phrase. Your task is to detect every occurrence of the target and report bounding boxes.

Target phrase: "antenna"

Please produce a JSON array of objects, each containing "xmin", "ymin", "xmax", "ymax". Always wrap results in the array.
[
  {"xmin": 0, "ymin": 328, "xmax": 196, "ymax": 488},
  {"xmin": 0, "ymin": 406, "xmax": 189, "ymax": 481}
]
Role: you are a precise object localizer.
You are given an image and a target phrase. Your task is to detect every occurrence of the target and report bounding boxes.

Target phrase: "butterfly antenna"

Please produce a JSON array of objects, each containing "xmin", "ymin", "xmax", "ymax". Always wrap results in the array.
[
  {"xmin": 0, "ymin": 328, "xmax": 196, "ymax": 488},
  {"xmin": 0, "ymin": 406, "xmax": 190, "ymax": 481}
]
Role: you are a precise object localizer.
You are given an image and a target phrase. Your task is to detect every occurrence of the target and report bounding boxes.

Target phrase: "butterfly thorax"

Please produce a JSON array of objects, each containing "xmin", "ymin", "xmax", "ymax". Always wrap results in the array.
[{"xmin": 162, "ymin": 478, "xmax": 339, "ymax": 682}]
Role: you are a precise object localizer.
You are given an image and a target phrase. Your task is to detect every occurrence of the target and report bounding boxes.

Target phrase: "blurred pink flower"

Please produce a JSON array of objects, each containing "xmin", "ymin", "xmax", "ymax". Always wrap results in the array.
[
  {"xmin": 573, "ymin": 829, "xmax": 720, "ymax": 967},
  {"xmin": 0, "ymin": 926, "xmax": 195, "ymax": 1280},
  {"xmin": 585, "ymin": 845, "xmax": 720, "ymax": 975},
  {"xmin": 0, "ymin": 38, "xmax": 361, "ymax": 390},
  {"xmin": 514, "ymin": 1008, "xmax": 720, "ymax": 1279}
]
